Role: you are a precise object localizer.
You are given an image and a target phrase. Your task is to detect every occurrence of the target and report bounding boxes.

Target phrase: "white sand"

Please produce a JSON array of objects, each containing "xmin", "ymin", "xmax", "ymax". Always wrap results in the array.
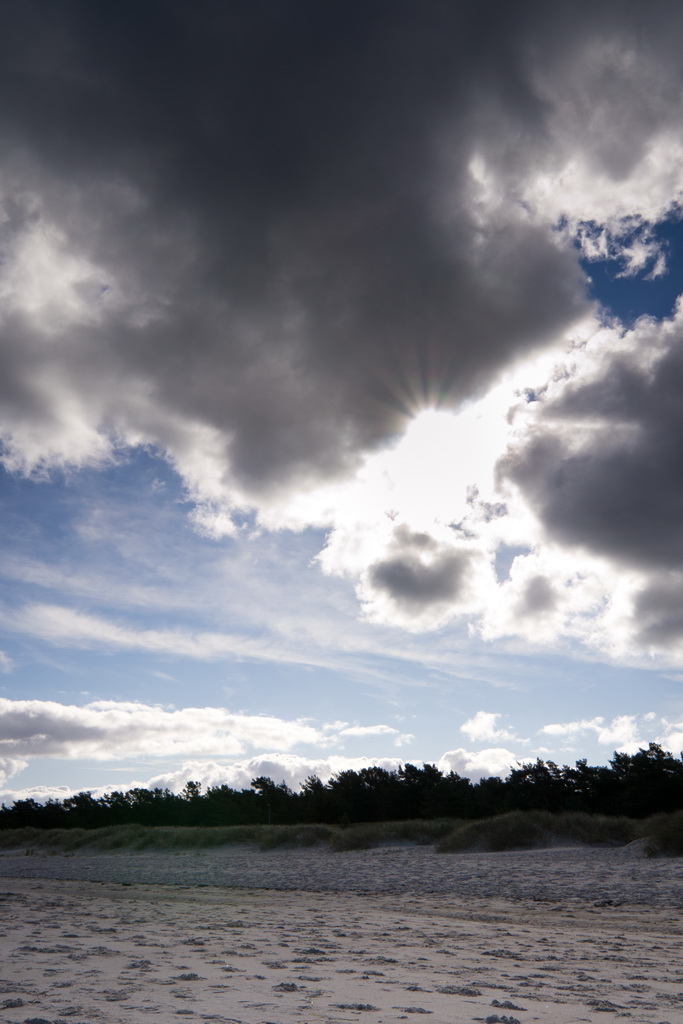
[{"xmin": 1, "ymin": 843, "xmax": 682, "ymax": 1024}]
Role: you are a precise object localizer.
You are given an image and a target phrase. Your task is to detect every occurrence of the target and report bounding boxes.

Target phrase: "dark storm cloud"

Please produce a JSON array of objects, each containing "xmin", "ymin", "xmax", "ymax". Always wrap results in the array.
[
  {"xmin": 634, "ymin": 576, "xmax": 683, "ymax": 645},
  {"xmin": 0, "ymin": 0, "xmax": 597, "ymax": 498},
  {"xmin": 501, "ymin": 321, "xmax": 683, "ymax": 571}
]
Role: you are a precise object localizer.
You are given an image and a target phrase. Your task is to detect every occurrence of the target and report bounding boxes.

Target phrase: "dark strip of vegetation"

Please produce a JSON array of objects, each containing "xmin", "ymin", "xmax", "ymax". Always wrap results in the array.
[
  {"xmin": 1, "ymin": 742, "xmax": 683, "ymax": 837},
  {"xmin": 0, "ymin": 818, "xmax": 450, "ymax": 853},
  {"xmin": 1, "ymin": 811, "xmax": 682, "ymax": 856}
]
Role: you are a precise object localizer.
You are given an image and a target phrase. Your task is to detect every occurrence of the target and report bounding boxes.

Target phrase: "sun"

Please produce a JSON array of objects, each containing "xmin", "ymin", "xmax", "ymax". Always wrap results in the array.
[
  {"xmin": 264, "ymin": 389, "xmax": 513, "ymax": 545},
  {"xmin": 367, "ymin": 399, "xmax": 509, "ymax": 529}
]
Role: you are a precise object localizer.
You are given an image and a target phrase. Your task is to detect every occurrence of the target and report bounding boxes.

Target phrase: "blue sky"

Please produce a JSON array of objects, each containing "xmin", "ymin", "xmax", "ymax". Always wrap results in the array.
[
  {"xmin": 3, "ymin": 2, "xmax": 683, "ymax": 804},
  {"xmin": 2, "ymin": 448, "xmax": 677, "ymax": 802}
]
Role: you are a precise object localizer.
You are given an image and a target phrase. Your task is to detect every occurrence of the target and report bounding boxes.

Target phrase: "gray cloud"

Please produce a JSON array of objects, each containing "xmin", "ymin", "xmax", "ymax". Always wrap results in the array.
[
  {"xmin": 365, "ymin": 525, "xmax": 475, "ymax": 618},
  {"xmin": 496, "ymin": 306, "xmax": 683, "ymax": 651},
  {"xmin": 519, "ymin": 575, "xmax": 557, "ymax": 616},
  {"xmin": 501, "ymin": 318, "xmax": 683, "ymax": 573},
  {"xmin": 2, "ymin": 1, "xmax": 683, "ymax": 651},
  {"xmin": 634, "ymin": 577, "xmax": 683, "ymax": 646},
  {"xmin": 0, "ymin": 1, "xmax": 607, "ymax": 504}
]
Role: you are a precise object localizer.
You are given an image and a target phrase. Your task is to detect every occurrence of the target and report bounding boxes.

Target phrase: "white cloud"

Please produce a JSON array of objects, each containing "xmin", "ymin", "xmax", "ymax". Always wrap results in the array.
[
  {"xmin": 0, "ymin": 783, "xmax": 74, "ymax": 807},
  {"xmin": 658, "ymin": 718, "xmax": 683, "ymax": 754},
  {"xmin": 478, "ymin": 544, "xmax": 614, "ymax": 648},
  {"xmin": 460, "ymin": 711, "xmax": 521, "ymax": 744},
  {"xmin": 0, "ymin": 753, "xmax": 413, "ymax": 804},
  {"xmin": 0, "ymin": 756, "xmax": 28, "ymax": 787},
  {"xmin": 0, "ymin": 698, "xmax": 418, "ymax": 774},
  {"xmin": 437, "ymin": 746, "xmax": 518, "ymax": 782},
  {"xmin": 337, "ymin": 724, "xmax": 400, "ymax": 738},
  {"xmin": 596, "ymin": 714, "xmax": 641, "ymax": 752},
  {"xmin": 539, "ymin": 714, "xmax": 643, "ymax": 753},
  {"xmin": 139, "ymin": 754, "xmax": 410, "ymax": 795},
  {"xmin": 0, "ymin": 650, "xmax": 12, "ymax": 674},
  {"xmin": 0, "ymin": 744, "xmax": 524, "ymax": 806},
  {"xmin": 539, "ymin": 717, "xmax": 604, "ymax": 737},
  {"xmin": 188, "ymin": 502, "xmax": 239, "ymax": 540},
  {"xmin": 0, "ymin": 697, "xmax": 327, "ymax": 761}
]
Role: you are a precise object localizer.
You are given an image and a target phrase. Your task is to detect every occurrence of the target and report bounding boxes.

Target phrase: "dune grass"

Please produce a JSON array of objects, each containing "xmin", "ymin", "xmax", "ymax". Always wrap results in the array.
[
  {"xmin": 642, "ymin": 810, "xmax": 683, "ymax": 856},
  {"xmin": 435, "ymin": 810, "xmax": 640, "ymax": 853},
  {"xmin": 0, "ymin": 819, "xmax": 457, "ymax": 853},
  {"xmin": 0, "ymin": 810, "xmax": 681, "ymax": 854},
  {"xmin": 0, "ymin": 823, "xmax": 268, "ymax": 852},
  {"xmin": 329, "ymin": 818, "xmax": 456, "ymax": 850},
  {"xmin": 256, "ymin": 824, "xmax": 335, "ymax": 849}
]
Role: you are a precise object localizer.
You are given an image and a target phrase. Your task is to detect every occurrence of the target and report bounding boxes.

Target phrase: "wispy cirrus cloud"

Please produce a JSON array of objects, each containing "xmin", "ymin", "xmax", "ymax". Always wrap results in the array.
[
  {"xmin": 2, "ymin": 602, "xmax": 264, "ymax": 660},
  {"xmin": 337, "ymin": 724, "xmax": 414, "ymax": 747}
]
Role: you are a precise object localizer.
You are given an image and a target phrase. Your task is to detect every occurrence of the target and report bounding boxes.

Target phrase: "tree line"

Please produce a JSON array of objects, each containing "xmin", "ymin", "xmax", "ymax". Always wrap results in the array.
[{"xmin": 2, "ymin": 742, "xmax": 682, "ymax": 830}]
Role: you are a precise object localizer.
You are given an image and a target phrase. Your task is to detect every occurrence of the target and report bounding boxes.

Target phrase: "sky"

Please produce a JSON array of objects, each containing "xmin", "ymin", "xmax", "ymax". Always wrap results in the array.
[{"xmin": 3, "ymin": 1, "xmax": 683, "ymax": 805}]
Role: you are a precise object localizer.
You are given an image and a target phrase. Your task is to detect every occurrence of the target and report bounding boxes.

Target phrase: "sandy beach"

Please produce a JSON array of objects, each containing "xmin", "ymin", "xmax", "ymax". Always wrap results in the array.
[{"xmin": 1, "ymin": 843, "xmax": 682, "ymax": 1024}]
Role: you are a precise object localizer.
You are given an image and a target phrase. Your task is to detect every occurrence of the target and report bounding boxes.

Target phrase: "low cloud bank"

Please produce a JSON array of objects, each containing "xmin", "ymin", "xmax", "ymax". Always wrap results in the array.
[
  {"xmin": 2, "ymin": 701, "xmax": 681, "ymax": 807},
  {"xmin": 0, "ymin": 697, "xmax": 328, "ymax": 761},
  {"xmin": 0, "ymin": 750, "xmax": 509, "ymax": 807}
]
